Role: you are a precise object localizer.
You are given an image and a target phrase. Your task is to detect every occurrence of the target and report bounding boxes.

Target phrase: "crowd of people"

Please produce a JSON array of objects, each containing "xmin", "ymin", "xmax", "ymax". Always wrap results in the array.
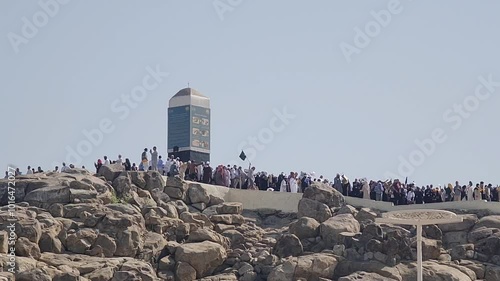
[{"xmin": 5, "ymin": 147, "xmax": 500, "ymax": 205}]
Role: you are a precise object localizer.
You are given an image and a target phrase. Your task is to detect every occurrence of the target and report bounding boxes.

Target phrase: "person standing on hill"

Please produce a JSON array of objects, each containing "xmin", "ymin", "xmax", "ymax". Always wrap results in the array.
[
  {"xmin": 289, "ymin": 172, "xmax": 298, "ymax": 193},
  {"xmin": 333, "ymin": 174, "xmax": 342, "ymax": 194},
  {"xmin": 116, "ymin": 155, "xmax": 123, "ymax": 165},
  {"xmin": 157, "ymin": 156, "xmax": 164, "ymax": 173},
  {"xmin": 203, "ymin": 162, "xmax": 213, "ymax": 184},
  {"xmin": 280, "ymin": 176, "xmax": 288, "ymax": 192},
  {"xmin": 466, "ymin": 182, "xmax": 474, "ymax": 201},
  {"xmin": 197, "ymin": 162, "xmax": 204, "ymax": 182},
  {"xmin": 124, "ymin": 158, "xmax": 132, "ymax": 171},
  {"xmin": 150, "ymin": 147, "xmax": 158, "ymax": 171},
  {"xmin": 94, "ymin": 159, "xmax": 103, "ymax": 173},
  {"xmin": 454, "ymin": 181, "xmax": 462, "ymax": 201},
  {"xmin": 362, "ymin": 179, "xmax": 370, "ymax": 199},
  {"xmin": 141, "ymin": 148, "xmax": 148, "ymax": 170},
  {"xmin": 246, "ymin": 164, "xmax": 256, "ymax": 190},
  {"xmin": 374, "ymin": 181, "xmax": 384, "ymax": 201}
]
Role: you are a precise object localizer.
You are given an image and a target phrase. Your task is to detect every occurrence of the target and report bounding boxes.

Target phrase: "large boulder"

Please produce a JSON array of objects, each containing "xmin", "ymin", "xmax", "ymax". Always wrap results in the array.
[
  {"xmin": 217, "ymin": 202, "xmax": 243, "ymax": 215},
  {"xmin": 114, "ymin": 225, "xmax": 143, "ymax": 257},
  {"xmin": 303, "ymin": 183, "xmax": 345, "ymax": 208},
  {"xmin": 297, "ymin": 198, "xmax": 332, "ymax": 223},
  {"xmin": 15, "ymin": 219, "xmax": 42, "ymax": 244},
  {"xmin": 66, "ymin": 229, "xmax": 98, "ymax": 254},
  {"xmin": 268, "ymin": 253, "xmax": 338, "ymax": 281},
  {"xmin": 175, "ymin": 261, "xmax": 197, "ymax": 281},
  {"xmin": 164, "ymin": 177, "xmax": 188, "ymax": 201},
  {"xmin": 439, "ymin": 214, "xmax": 478, "ymax": 232},
  {"xmin": 119, "ymin": 259, "xmax": 157, "ymax": 281},
  {"xmin": 473, "ymin": 215, "xmax": 500, "ymax": 230},
  {"xmin": 187, "ymin": 228, "xmax": 230, "ymax": 249},
  {"xmin": 16, "ymin": 269, "xmax": 52, "ymax": 281},
  {"xmin": 175, "ymin": 241, "xmax": 227, "ymax": 278},
  {"xmin": 396, "ymin": 260, "xmax": 474, "ymax": 281},
  {"xmin": 15, "ymin": 237, "xmax": 41, "ymax": 259},
  {"xmin": 411, "ymin": 237, "xmax": 442, "ymax": 260},
  {"xmin": 210, "ymin": 214, "xmax": 245, "ymax": 225},
  {"xmin": 273, "ymin": 234, "xmax": 303, "ymax": 258},
  {"xmin": 486, "ymin": 264, "xmax": 500, "ymax": 281},
  {"xmin": 97, "ymin": 163, "xmax": 124, "ymax": 182},
  {"xmin": 188, "ymin": 184, "xmax": 211, "ymax": 205},
  {"xmin": 289, "ymin": 217, "xmax": 320, "ymax": 239},
  {"xmin": 112, "ymin": 175, "xmax": 134, "ymax": 197},
  {"xmin": 143, "ymin": 171, "xmax": 165, "ymax": 191},
  {"xmin": 355, "ymin": 208, "xmax": 378, "ymax": 223},
  {"xmin": 320, "ymin": 214, "xmax": 360, "ymax": 247},
  {"xmin": 24, "ymin": 186, "xmax": 70, "ymax": 206}
]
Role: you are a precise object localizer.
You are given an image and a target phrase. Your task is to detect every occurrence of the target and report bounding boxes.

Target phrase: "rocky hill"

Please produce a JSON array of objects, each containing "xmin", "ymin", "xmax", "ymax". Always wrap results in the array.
[{"xmin": 1, "ymin": 165, "xmax": 500, "ymax": 281}]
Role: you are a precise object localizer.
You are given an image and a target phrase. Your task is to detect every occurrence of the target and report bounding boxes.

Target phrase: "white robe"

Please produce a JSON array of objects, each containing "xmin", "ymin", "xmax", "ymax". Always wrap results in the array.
[
  {"xmin": 280, "ymin": 179, "xmax": 288, "ymax": 192},
  {"xmin": 467, "ymin": 186, "xmax": 474, "ymax": 201},
  {"xmin": 362, "ymin": 182, "xmax": 370, "ymax": 199},
  {"xmin": 289, "ymin": 178, "xmax": 298, "ymax": 193}
]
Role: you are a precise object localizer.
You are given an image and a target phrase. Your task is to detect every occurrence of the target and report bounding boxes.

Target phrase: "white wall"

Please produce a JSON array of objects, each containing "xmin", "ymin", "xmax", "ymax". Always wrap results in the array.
[{"xmin": 226, "ymin": 189, "xmax": 302, "ymax": 213}]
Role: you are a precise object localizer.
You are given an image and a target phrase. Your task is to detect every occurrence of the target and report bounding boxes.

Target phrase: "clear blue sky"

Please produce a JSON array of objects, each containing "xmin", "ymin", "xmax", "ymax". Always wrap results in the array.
[{"xmin": 1, "ymin": 0, "xmax": 499, "ymax": 185}]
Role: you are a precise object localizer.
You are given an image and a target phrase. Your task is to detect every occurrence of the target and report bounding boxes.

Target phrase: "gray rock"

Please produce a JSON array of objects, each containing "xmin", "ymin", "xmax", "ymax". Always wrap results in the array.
[
  {"xmin": 423, "ymin": 224, "xmax": 442, "ymax": 240},
  {"xmin": 16, "ymin": 269, "xmax": 51, "ymax": 281},
  {"xmin": 24, "ymin": 186, "xmax": 70, "ymax": 205},
  {"xmin": 15, "ymin": 237, "xmax": 41, "ymax": 259},
  {"xmin": 97, "ymin": 163, "xmax": 124, "ymax": 182},
  {"xmin": 303, "ymin": 183, "xmax": 345, "ymax": 208},
  {"xmin": 450, "ymin": 244, "xmax": 474, "ymax": 260},
  {"xmin": 188, "ymin": 183, "xmax": 211, "ymax": 205},
  {"xmin": 175, "ymin": 241, "xmax": 227, "ymax": 278},
  {"xmin": 289, "ymin": 217, "xmax": 320, "ymax": 239},
  {"xmin": 297, "ymin": 198, "xmax": 332, "ymax": 223},
  {"xmin": 320, "ymin": 214, "xmax": 360, "ymax": 247},
  {"xmin": 485, "ymin": 264, "xmax": 500, "ymax": 281},
  {"xmin": 439, "ymin": 214, "xmax": 478, "ymax": 232},
  {"xmin": 443, "ymin": 231, "xmax": 468, "ymax": 246},
  {"xmin": 273, "ymin": 234, "xmax": 303, "ymax": 258},
  {"xmin": 217, "ymin": 202, "xmax": 243, "ymax": 215},
  {"xmin": 355, "ymin": 208, "xmax": 377, "ymax": 222},
  {"xmin": 337, "ymin": 205, "xmax": 358, "ymax": 216}
]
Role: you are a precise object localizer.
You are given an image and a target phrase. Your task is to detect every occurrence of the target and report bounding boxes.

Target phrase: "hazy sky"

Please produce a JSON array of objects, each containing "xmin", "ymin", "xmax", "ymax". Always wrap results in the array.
[{"xmin": 1, "ymin": 0, "xmax": 499, "ymax": 185}]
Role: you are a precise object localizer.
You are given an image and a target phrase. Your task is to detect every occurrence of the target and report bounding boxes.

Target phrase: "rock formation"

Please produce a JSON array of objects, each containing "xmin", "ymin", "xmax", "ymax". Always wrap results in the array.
[{"xmin": 1, "ymin": 170, "xmax": 500, "ymax": 280}]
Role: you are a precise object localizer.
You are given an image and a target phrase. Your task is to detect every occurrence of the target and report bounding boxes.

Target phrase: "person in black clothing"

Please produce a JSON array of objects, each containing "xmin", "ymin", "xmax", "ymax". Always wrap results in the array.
[
  {"xmin": 415, "ymin": 187, "xmax": 424, "ymax": 204},
  {"xmin": 492, "ymin": 186, "xmax": 499, "ymax": 202},
  {"xmin": 424, "ymin": 186, "xmax": 433, "ymax": 203},
  {"xmin": 433, "ymin": 189, "xmax": 443, "ymax": 203},
  {"xmin": 124, "ymin": 158, "xmax": 132, "ymax": 171}
]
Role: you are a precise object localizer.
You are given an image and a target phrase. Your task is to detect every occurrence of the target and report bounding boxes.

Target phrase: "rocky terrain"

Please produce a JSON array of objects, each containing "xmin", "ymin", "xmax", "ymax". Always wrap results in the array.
[{"xmin": 1, "ymin": 164, "xmax": 500, "ymax": 280}]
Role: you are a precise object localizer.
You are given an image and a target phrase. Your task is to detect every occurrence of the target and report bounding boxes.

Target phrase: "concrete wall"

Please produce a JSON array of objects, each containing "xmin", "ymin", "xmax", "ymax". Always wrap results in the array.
[
  {"xmin": 226, "ymin": 189, "xmax": 302, "ymax": 213},
  {"xmin": 163, "ymin": 177, "xmax": 500, "ymax": 214}
]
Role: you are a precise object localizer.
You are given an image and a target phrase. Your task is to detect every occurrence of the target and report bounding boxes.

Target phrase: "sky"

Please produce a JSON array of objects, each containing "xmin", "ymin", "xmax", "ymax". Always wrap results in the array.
[{"xmin": 1, "ymin": 0, "xmax": 500, "ymax": 185}]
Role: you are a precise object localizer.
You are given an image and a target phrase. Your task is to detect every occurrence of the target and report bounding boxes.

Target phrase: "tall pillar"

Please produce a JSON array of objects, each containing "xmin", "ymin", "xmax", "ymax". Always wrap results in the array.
[{"xmin": 167, "ymin": 88, "xmax": 210, "ymax": 163}]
